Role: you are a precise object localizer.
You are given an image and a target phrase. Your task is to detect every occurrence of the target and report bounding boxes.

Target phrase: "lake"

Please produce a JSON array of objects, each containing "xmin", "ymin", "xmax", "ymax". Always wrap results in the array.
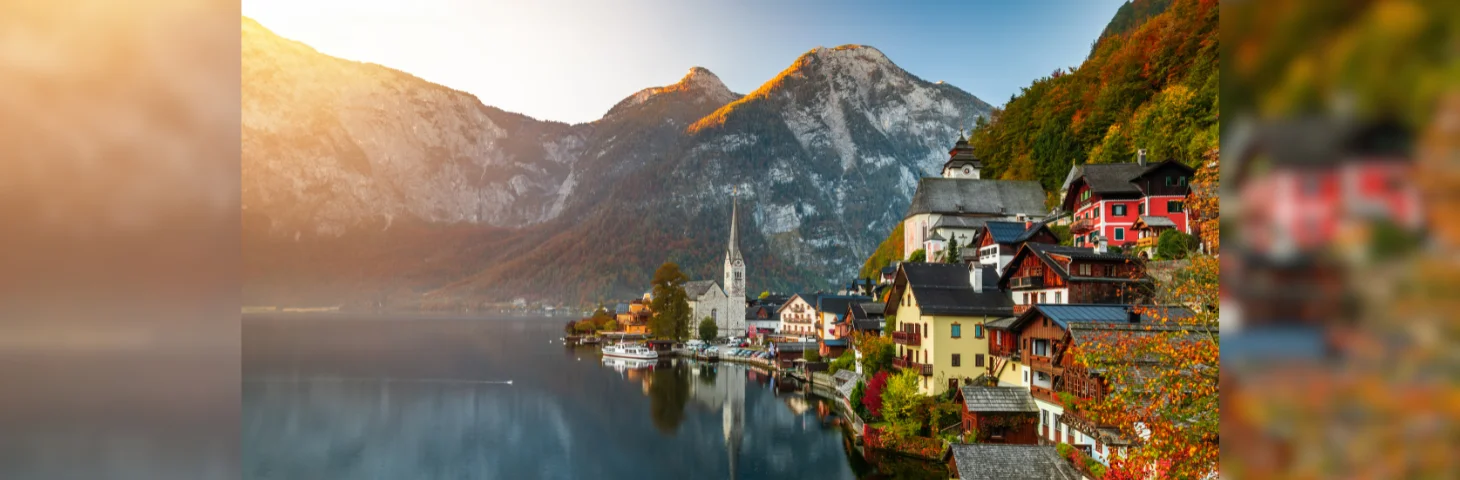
[{"xmin": 242, "ymin": 314, "xmax": 943, "ymax": 480}]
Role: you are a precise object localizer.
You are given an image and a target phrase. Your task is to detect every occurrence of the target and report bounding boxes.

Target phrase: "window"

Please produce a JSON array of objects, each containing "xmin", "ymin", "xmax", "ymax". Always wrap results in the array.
[
  {"xmin": 1114, "ymin": 227, "xmax": 1125, "ymax": 241},
  {"xmin": 1112, "ymin": 204, "xmax": 1126, "ymax": 216},
  {"xmin": 1079, "ymin": 264, "xmax": 1091, "ymax": 276},
  {"xmin": 951, "ymin": 324, "xmax": 961, "ymax": 338},
  {"xmin": 923, "ymin": 323, "xmax": 929, "ymax": 338},
  {"xmin": 1039, "ymin": 292, "xmax": 1047, "ymax": 303},
  {"xmin": 1054, "ymin": 291, "xmax": 1062, "ymax": 303},
  {"xmin": 1041, "ymin": 409, "xmax": 1048, "ymax": 426},
  {"xmin": 974, "ymin": 324, "xmax": 984, "ymax": 339},
  {"xmin": 1168, "ymin": 200, "xmax": 1184, "ymax": 213},
  {"xmin": 1033, "ymin": 339, "xmax": 1050, "ymax": 356},
  {"xmin": 1053, "ymin": 413, "xmax": 1061, "ymax": 428},
  {"xmin": 1138, "ymin": 203, "xmax": 1145, "ymax": 215},
  {"xmin": 952, "ymin": 354, "xmax": 961, "ymax": 367},
  {"xmin": 975, "ymin": 354, "xmax": 984, "ymax": 367},
  {"xmin": 1026, "ymin": 371, "xmax": 1030, "ymax": 383}
]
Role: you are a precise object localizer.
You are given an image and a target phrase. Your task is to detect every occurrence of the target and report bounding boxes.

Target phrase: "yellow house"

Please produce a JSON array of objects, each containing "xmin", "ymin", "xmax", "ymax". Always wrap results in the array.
[{"xmin": 884, "ymin": 262, "xmax": 1013, "ymax": 396}]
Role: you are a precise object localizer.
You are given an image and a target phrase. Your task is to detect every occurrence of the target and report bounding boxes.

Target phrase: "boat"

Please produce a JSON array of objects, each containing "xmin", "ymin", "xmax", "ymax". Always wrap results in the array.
[
  {"xmin": 580, "ymin": 336, "xmax": 602, "ymax": 345},
  {"xmin": 601, "ymin": 342, "xmax": 659, "ymax": 360}
]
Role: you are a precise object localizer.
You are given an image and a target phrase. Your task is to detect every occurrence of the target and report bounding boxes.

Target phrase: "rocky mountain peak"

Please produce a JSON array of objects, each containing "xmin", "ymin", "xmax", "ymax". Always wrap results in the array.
[{"xmin": 605, "ymin": 66, "xmax": 739, "ymax": 118}]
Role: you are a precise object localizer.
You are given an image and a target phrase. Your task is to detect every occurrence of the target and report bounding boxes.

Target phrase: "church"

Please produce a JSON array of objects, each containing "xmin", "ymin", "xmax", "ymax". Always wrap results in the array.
[{"xmin": 685, "ymin": 191, "xmax": 748, "ymax": 338}]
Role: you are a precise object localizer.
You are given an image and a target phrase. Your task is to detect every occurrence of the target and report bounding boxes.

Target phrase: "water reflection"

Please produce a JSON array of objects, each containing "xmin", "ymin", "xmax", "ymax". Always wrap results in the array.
[{"xmin": 243, "ymin": 315, "xmax": 868, "ymax": 479}]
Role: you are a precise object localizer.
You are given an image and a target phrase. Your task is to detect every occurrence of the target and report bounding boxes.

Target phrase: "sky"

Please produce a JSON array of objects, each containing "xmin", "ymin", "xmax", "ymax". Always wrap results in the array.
[{"xmin": 243, "ymin": 0, "xmax": 1130, "ymax": 124}]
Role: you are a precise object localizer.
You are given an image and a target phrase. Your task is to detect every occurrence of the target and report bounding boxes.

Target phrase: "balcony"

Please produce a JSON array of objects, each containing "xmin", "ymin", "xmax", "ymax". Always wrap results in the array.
[
  {"xmin": 1070, "ymin": 217, "xmax": 1097, "ymax": 235},
  {"xmin": 1010, "ymin": 276, "xmax": 1044, "ymax": 289},
  {"xmin": 1133, "ymin": 236, "xmax": 1158, "ymax": 249},
  {"xmin": 1013, "ymin": 304, "xmax": 1031, "ymax": 315},
  {"xmin": 1027, "ymin": 354, "xmax": 1063, "ymax": 375},
  {"xmin": 991, "ymin": 341, "xmax": 1018, "ymax": 358},
  {"xmin": 892, "ymin": 330, "xmax": 922, "ymax": 346},
  {"xmin": 892, "ymin": 358, "xmax": 934, "ymax": 376}
]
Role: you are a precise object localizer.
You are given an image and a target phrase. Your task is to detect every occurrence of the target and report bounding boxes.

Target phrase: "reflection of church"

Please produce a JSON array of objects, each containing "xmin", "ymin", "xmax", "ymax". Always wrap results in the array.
[{"xmin": 689, "ymin": 364, "xmax": 745, "ymax": 479}]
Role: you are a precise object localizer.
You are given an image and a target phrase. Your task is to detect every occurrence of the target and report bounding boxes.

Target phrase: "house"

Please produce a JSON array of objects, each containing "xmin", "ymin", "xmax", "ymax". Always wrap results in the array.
[
  {"xmin": 1060, "ymin": 150, "xmax": 1196, "ymax": 249},
  {"xmin": 1226, "ymin": 118, "xmax": 1421, "ymax": 256},
  {"xmin": 955, "ymin": 386, "xmax": 1040, "ymax": 444},
  {"xmin": 684, "ymin": 280, "xmax": 729, "ymax": 328},
  {"xmin": 879, "ymin": 265, "xmax": 898, "ymax": 285},
  {"xmin": 815, "ymin": 295, "xmax": 869, "ymax": 358},
  {"xmin": 745, "ymin": 302, "xmax": 782, "ymax": 339},
  {"xmin": 998, "ymin": 243, "xmax": 1149, "ymax": 316},
  {"xmin": 903, "ymin": 137, "xmax": 1047, "ymax": 260},
  {"xmin": 945, "ymin": 444, "xmax": 1082, "ymax": 480},
  {"xmin": 930, "ymin": 215, "xmax": 988, "ymax": 260},
  {"xmin": 848, "ymin": 302, "xmax": 885, "ymax": 335},
  {"xmin": 1006, "ymin": 304, "xmax": 1198, "ymax": 465},
  {"xmin": 969, "ymin": 220, "xmax": 1061, "ymax": 274},
  {"xmin": 618, "ymin": 299, "xmax": 653, "ymax": 334},
  {"xmin": 1129, "ymin": 215, "xmax": 1178, "ymax": 258},
  {"xmin": 769, "ymin": 341, "xmax": 818, "ymax": 367},
  {"xmin": 983, "ymin": 316, "xmax": 1024, "ymax": 387},
  {"xmin": 884, "ymin": 262, "xmax": 1013, "ymax": 395},
  {"xmin": 776, "ymin": 293, "xmax": 820, "ymax": 339}
]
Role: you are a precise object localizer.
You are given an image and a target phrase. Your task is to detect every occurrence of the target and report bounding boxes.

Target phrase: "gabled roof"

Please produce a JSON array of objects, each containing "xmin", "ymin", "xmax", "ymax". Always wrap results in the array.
[
  {"xmin": 960, "ymin": 386, "xmax": 1038, "ymax": 413},
  {"xmin": 880, "ymin": 266, "xmax": 897, "ymax": 276},
  {"xmin": 817, "ymin": 295, "xmax": 871, "ymax": 322},
  {"xmin": 947, "ymin": 444, "xmax": 1081, "ymax": 480},
  {"xmin": 942, "ymin": 135, "xmax": 982, "ymax": 171},
  {"xmin": 1135, "ymin": 215, "xmax": 1177, "ymax": 229},
  {"xmin": 1009, "ymin": 304, "xmax": 1196, "ymax": 331},
  {"xmin": 982, "ymin": 220, "xmax": 1054, "ymax": 245},
  {"xmin": 983, "ymin": 316, "xmax": 1018, "ymax": 330},
  {"xmin": 683, "ymin": 280, "xmax": 721, "ymax": 298},
  {"xmin": 932, "ymin": 215, "xmax": 989, "ymax": 230},
  {"xmin": 997, "ymin": 243, "xmax": 1144, "ymax": 288},
  {"xmin": 886, "ymin": 263, "xmax": 1012, "ymax": 317},
  {"xmin": 904, "ymin": 178, "xmax": 1046, "ymax": 219},
  {"xmin": 775, "ymin": 292, "xmax": 820, "ymax": 314},
  {"xmin": 1078, "ymin": 163, "xmax": 1149, "ymax": 195}
]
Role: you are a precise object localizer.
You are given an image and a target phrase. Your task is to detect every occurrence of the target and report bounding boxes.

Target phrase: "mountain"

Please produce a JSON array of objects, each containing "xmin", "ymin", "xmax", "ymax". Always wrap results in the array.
[{"xmin": 242, "ymin": 19, "xmax": 993, "ymax": 308}]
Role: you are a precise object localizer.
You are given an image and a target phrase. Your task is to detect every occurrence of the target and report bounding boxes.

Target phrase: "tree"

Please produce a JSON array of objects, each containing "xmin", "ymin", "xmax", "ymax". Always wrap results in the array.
[
  {"xmin": 1155, "ymin": 230, "xmax": 1198, "ymax": 260},
  {"xmin": 649, "ymin": 262, "xmax": 691, "ymax": 340},
  {"xmin": 884, "ymin": 314, "xmax": 897, "ymax": 335},
  {"xmin": 829, "ymin": 351, "xmax": 856, "ymax": 373},
  {"xmin": 880, "ymin": 370, "xmax": 925, "ymax": 438},
  {"xmin": 604, "ymin": 319, "xmax": 620, "ymax": 332},
  {"xmin": 804, "ymin": 348, "xmax": 821, "ymax": 363},
  {"xmin": 648, "ymin": 363, "xmax": 691, "ymax": 434},
  {"xmin": 945, "ymin": 239, "xmax": 962, "ymax": 264},
  {"xmin": 908, "ymin": 248, "xmax": 927, "ymax": 263},
  {"xmin": 862, "ymin": 371, "xmax": 889, "ymax": 419},
  {"xmin": 853, "ymin": 332, "xmax": 894, "ymax": 374},
  {"xmin": 698, "ymin": 316, "xmax": 717, "ymax": 342},
  {"xmin": 1050, "ymin": 224, "xmax": 1073, "ymax": 246}
]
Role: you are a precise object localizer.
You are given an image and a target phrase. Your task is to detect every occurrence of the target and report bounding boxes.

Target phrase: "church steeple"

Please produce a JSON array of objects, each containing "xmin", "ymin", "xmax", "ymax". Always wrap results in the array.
[{"xmin": 727, "ymin": 188, "xmax": 743, "ymax": 263}]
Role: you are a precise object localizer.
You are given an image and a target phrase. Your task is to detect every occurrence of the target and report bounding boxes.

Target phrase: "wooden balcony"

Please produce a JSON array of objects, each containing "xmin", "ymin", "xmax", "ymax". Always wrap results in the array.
[
  {"xmin": 990, "ymin": 341, "xmax": 1018, "ymax": 358},
  {"xmin": 892, "ymin": 330, "xmax": 921, "ymax": 346},
  {"xmin": 1027, "ymin": 354, "xmax": 1063, "ymax": 375},
  {"xmin": 1070, "ymin": 217, "xmax": 1097, "ymax": 234},
  {"xmin": 892, "ymin": 358, "xmax": 933, "ymax": 376},
  {"xmin": 1133, "ymin": 236, "xmax": 1158, "ymax": 249},
  {"xmin": 1013, "ymin": 304, "xmax": 1032, "ymax": 315},
  {"xmin": 1010, "ymin": 276, "xmax": 1044, "ymax": 289}
]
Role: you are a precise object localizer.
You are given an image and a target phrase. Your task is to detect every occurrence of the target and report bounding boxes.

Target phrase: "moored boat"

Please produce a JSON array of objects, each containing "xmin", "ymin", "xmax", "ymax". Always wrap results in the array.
[{"xmin": 602, "ymin": 343, "xmax": 658, "ymax": 360}]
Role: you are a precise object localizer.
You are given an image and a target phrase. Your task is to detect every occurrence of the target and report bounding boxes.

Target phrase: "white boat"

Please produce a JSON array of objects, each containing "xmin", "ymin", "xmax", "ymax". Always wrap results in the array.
[{"xmin": 602, "ymin": 343, "xmax": 659, "ymax": 360}]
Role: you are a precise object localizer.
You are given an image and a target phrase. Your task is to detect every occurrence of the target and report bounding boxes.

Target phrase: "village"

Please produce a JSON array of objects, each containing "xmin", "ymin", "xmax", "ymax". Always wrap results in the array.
[{"xmin": 563, "ymin": 133, "xmax": 1219, "ymax": 479}]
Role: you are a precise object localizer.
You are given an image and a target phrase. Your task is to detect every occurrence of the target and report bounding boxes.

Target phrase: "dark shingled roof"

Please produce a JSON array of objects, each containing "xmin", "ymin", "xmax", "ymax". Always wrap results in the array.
[
  {"xmin": 683, "ymin": 280, "xmax": 720, "ymax": 298},
  {"xmin": 983, "ymin": 316, "xmax": 1018, "ymax": 330},
  {"xmin": 1018, "ymin": 304, "xmax": 1197, "ymax": 330},
  {"xmin": 615, "ymin": 303, "xmax": 631, "ymax": 315},
  {"xmin": 948, "ymin": 444, "xmax": 1082, "ymax": 480},
  {"xmin": 960, "ymin": 386, "xmax": 1038, "ymax": 413},
  {"xmin": 1138, "ymin": 215, "xmax": 1177, "ymax": 228},
  {"xmin": 1078, "ymin": 163, "xmax": 1148, "ymax": 195},
  {"xmin": 982, "ymin": 220, "xmax": 1051, "ymax": 244},
  {"xmin": 904, "ymin": 178, "xmax": 1046, "ymax": 219},
  {"xmin": 898, "ymin": 263, "xmax": 1012, "ymax": 316},
  {"xmin": 932, "ymin": 215, "xmax": 989, "ymax": 229},
  {"xmin": 1006, "ymin": 243, "xmax": 1144, "ymax": 284},
  {"xmin": 818, "ymin": 295, "xmax": 871, "ymax": 323},
  {"xmin": 880, "ymin": 266, "xmax": 897, "ymax": 276}
]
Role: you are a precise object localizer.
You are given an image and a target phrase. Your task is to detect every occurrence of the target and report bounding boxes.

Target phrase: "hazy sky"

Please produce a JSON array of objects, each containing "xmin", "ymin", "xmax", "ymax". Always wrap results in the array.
[{"xmin": 244, "ymin": 0, "xmax": 1129, "ymax": 124}]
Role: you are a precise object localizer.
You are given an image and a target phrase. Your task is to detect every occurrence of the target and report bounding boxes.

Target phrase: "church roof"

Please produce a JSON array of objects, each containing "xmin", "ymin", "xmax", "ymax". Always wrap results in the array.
[
  {"xmin": 727, "ymin": 192, "xmax": 743, "ymax": 263},
  {"xmin": 904, "ymin": 178, "xmax": 1046, "ymax": 219},
  {"xmin": 683, "ymin": 280, "xmax": 721, "ymax": 298},
  {"xmin": 942, "ymin": 135, "xmax": 982, "ymax": 171}
]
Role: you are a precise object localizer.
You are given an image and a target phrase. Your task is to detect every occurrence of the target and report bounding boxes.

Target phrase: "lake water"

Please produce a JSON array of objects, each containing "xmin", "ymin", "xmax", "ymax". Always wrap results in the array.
[{"xmin": 242, "ymin": 314, "xmax": 943, "ymax": 480}]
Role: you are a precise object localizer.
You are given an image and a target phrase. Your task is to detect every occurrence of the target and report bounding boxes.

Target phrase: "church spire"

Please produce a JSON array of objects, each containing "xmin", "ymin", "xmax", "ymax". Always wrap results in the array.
[{"xmin": 727, "ymin": 187, "xmax": 742, "ymax": 262}]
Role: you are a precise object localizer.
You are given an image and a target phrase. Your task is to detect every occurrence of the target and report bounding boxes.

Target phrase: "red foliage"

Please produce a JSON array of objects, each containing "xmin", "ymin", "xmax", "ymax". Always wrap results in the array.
[{"xmin": 863, "ymin": 371, "xmax": 888, "ymax": 418}]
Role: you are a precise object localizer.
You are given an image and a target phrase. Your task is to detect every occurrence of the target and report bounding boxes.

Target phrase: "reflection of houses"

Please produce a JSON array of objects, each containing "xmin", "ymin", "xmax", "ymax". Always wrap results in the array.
[
  {"xmin": 1006, "ymin": 304, "xmax": 1197, "ymax": 466},
  {"xmin": 945, "ymin": 444, "xmax": 1081, "ymax": 479},
  {"xmin": 956, "ymin": 386, "xmax": 1039, "ymax": 444},
  {"xmin": 1060, "ymin": 151, "xmax": 1195, "ymax": 249},
  {"xmin": 998, "ymin": 243, "xmax": 1149, "ymax": 316},
  {"xmin": 688, "ymin": 365, "xmax": 746, "ymax": 480},
  {"xmin": 885, "ymin": 262, "xmax": 1013, "ymax": 395},
  {"xmin": 903, "ymin": 137, "xmax": 1047, "ymax": 261},
  {"xmin": 776, "ymin": 293, "xmax": 820, "ymax": 338}
]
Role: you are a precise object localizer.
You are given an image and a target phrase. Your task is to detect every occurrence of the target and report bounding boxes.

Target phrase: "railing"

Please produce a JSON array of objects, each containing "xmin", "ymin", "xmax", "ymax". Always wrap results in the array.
[
  {"xmin": 1027, "ymin": 354, "xmax": 1062, "ymax": 374},
  {"xmin": 892, "ymin": 358, "xmax": 934, "ymax": 376},
  {"xmin": 1070, "ymin": 217, "xmax": 1097, "ymax": 234},
  {"xmin": 892, "ymin": 330, "xmax": 921, "ymax": 346},
  {"xmin": 1011, "ymin": 276, "xmax": 1044, "ymax": 289},
  {"xmin": 1134, "ymin": 236, "xmax": 1158, "ymax": 249},
  {"xmin": 991, "ymin": 341, "xmax": 1018, "ymax": 357},
  {"xmin": 1013, "ymin": 304, "xmax": 1031, "ymax": 315}
]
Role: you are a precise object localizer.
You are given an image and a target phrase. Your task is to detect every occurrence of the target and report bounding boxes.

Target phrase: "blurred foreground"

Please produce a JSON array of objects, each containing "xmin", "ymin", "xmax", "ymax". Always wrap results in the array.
[{"xmin": 1221, "ymin": 0, "xmax": 1460, "ymax": 477}]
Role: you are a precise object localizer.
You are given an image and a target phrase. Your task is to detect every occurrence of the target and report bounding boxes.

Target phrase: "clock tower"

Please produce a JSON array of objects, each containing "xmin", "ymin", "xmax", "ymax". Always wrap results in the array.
[{"xmin": 722, "ymin": 189, "xmax": 747, "ymax": 336}]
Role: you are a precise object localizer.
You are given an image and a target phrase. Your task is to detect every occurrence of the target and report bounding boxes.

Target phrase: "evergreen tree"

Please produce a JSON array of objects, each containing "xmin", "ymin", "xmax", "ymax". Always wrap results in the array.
[
  {"xmin": 945, "ymin": 239, "xmax": 962, "ymax": 264},
  {"xmin": 698, "ymin": 316, "xmax": 717, "ymax": 342}
]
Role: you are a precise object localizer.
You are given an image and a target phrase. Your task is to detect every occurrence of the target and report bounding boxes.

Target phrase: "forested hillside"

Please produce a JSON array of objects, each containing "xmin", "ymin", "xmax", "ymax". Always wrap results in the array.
[{"xmin": 970, "ymin": 0, "xmax": 1218, "ymax": 203}]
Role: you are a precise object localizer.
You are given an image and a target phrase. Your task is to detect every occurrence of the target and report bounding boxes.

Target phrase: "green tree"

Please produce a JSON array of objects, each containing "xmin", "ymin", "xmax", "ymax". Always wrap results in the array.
[
  {"xmin": 604, "ymin": 319, "xmax": 620, "ymax": 332},
  {"xmin": 853, "ymin": 332, "xmax": 895, "ymax": 375},
  {"xmin": 829, "ymin": 350, "xmax": 856, "ymax": 373},
  {"xmin": 1049, "ymin": 224, "xmax": 1073, "ymax": 246},
  {"xmin": 885, "ymin": 314, "xmax": 897, "ymax": 335},
  {"xmin": 698, "ymin": 316, "xmax": 717, "ymax": 342},
  {"xmin": 881, "ymin": 370, "xmax": 925, "ymax": 438},
  {"xmin": 1156, "ymin": 230, "xmax": 1198, "ymax": 260},
  {"xmin": 804, "ymin": 348, "xmax": 821, "ymax": 363},
  {"xmin": 649, "ymin": 262, "xmax": 691, "ymax": 340},
  {"xmin": 859, "ymin": 223, "xmax": 905, "ymax": 279},
  {"xmin": 908, "ymin": 248, "xmax": 927, "ymax": 263},
  {"xmin": 945, "ymin": 239, "xmax": 961, "ymax": 264}
]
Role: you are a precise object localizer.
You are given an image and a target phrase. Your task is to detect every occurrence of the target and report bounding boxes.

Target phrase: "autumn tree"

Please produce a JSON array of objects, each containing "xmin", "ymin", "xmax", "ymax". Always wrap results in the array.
[
  {"xmin": 649, "ymin": 262, "xmax": 691, "ymax": 341},
  {"xmin": 853, "ymin": 331, "xmax": 895, "ymax": 374},
  {"xmin": 862, "ymin": 371, "xmax": 889, "ymax": 419},
  {"xmin": 880, "ymin": 370, "xmax": 925, "ymax": 438}
]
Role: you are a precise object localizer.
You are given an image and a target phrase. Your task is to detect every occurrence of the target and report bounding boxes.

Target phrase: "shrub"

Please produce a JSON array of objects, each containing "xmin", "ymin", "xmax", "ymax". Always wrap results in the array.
[
  {"xmin": 1056, "ymin": 442, "xmax": 1073, "ymax": 458},
  {"xmin": 863, "ymin": 371, "xmax": 889, "ymax": 419},
  {"xmin": 1156, "ymin": 230, "xmax": 1198, "ymax": 259},
  {"xmin": 804, "ymin": 348, "xmax": 821, "ymax": 362},
  {"xmin": 908, "ymin": 248, "xmax": 926, "ymax": 263},
  {"xmin": 829, "ymin": 351, "xmax": 856, "ymax": 373}
]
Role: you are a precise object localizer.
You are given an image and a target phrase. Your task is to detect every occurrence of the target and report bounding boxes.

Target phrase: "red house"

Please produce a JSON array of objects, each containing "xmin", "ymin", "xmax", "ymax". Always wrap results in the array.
[
  {"xmin": 1060, "ymin": 151, "xmax": 1196, "ymax": 249},
  {"xmin": 954, "ymin": 386, "xmax": 1040, "ymax": 444}
]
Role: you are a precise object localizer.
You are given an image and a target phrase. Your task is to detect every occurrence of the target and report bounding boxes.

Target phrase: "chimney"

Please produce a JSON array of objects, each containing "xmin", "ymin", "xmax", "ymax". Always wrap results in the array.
[
  {"xmin": 1094, "ymin": 234, "xmax": 1108, "ymax": 254},
  {"xmin": 1025, "ymin": 219, "xmax": 1033, "ymax": 230},
  {"xmin": 1137, "ymin": 148, "xmax": 1147, "ymax": 166},
  {"xmin": 970, "ymin": 264, "xmax": 983, "ymax": 292}
]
